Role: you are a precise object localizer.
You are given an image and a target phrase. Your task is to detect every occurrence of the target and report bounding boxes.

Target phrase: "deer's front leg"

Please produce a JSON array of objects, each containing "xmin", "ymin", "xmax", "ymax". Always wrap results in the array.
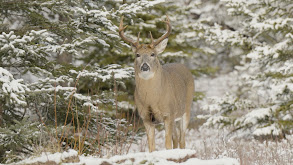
[
  {"xmin": 164, "ymin": 118, "xmax": 174, "ymax": 149},
  {"xmin": 144, "ymin": 121, "xmax": 155, "ymax": 152}
]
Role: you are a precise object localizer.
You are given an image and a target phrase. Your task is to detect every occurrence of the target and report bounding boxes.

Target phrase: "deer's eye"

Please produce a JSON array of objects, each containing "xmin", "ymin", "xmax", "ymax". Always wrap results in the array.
[
  {"xmin": 136, "ymin": 53, "xmax": 140, "ymax": 58},
  {"xmin": 151, "ymin": 53, "xmax": 155, "ymax": 57}
]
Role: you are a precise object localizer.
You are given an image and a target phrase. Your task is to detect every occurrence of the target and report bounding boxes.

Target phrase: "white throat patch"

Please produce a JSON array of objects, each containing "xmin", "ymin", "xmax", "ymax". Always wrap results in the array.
[{"xmin": 138, "ymin": 71, "xmax": 155, "ymax": 80}]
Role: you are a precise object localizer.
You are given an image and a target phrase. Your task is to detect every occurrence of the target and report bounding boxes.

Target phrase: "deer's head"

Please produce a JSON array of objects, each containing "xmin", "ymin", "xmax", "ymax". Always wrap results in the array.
[{"xmin": 119, "ymin": 16, "xmax": 172, "ymax": 80}]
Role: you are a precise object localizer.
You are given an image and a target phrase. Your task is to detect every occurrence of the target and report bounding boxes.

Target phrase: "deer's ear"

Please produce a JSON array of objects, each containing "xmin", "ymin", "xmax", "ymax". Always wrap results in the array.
[{"xmin": 154, "ymin": 38, "xmax": 168, "ymax": 54}]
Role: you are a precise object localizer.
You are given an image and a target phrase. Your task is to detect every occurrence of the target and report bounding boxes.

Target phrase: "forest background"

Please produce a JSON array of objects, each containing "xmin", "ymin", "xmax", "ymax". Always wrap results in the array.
[{"xmin": 0, "ymin": 0, "xmax": 292, "ymax": 163}]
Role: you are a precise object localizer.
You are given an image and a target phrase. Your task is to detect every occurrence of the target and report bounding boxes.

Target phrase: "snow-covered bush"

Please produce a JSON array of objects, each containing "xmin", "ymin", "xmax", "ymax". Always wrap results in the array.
[
  {"xmin": 200, "ymin": 0, "xmax": 293, "ymax": 138},
  {"xmin": 0, "ymin": 119, "xmax": 42, "ymax": 163}
]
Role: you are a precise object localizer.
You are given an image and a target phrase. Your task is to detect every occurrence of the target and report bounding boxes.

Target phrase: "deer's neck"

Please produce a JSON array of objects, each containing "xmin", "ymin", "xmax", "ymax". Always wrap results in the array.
[{"xmin": 135, "ymin": 66, "xmax": 164, "ymax": 99}]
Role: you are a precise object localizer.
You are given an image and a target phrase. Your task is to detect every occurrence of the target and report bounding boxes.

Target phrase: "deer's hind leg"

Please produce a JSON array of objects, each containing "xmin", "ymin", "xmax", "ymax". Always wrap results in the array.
[
  {"xmin": 179, "ymin": 112, "xmax": 189, "ymax": 148},
  {"xmin": 179, "ymin": 81, "xmax": 193, "ymax": 148}
]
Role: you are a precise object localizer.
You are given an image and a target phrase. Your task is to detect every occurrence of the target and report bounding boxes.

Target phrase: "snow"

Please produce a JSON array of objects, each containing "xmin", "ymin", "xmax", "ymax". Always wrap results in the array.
[
  {"xmin": 241, "ymin": 108, "xmax": 271, "ymax": 125},
  {"xmin": 117, "ymin": 0, "xmax": 165, "ymax": 16},
  {"xmin": 18, "ymin": 149, "xmax": 239, "ymax": 165},
  {"xmin": 33, "ymin": 86, "xmax": 76, "ymax": 93},
  {"xmin": 250, "ymin": 18, "xmax": 293, "ymax": 31},
  {"xmin": 185, "ymin": 157, "xmax": 238, "ymax": 165},
  {"xmin": 117, "ymin": 101, "xmax": 135, "ymax": 110},
  {"xmin": 253, "ymin": 124, "xmax": 282, "ymax": 136},
  {"xmin": 0, "ymin": 67, "xmax": 29, "ymax": 105},
  {"xmin": 70, "ymin": 64, "xmax": 133, "ymax": 82},
  {"xmin": 208, "ymin": 24, "xmax": 249, "ymax": 46},
  {"xmin": 17, "ymin": 149, "xmax": 78, "ymax": 165},
  {"xmin": 282, "ymin": 113, "xmax": 292, "ymax": 120},
  {"xmin": 161, "ymin": 51, "xmax": 188, "ymax": 58},
  {"xmin": 205, "ymin": 116, "xmax": 229, "ymax": 127},
  {"xmin": 0, "ymin": 67, "xmax": 13, "ymax": 82},
  {"xmin": 97, "ymin": 38, "xmax": 110, "ymax": 47}
]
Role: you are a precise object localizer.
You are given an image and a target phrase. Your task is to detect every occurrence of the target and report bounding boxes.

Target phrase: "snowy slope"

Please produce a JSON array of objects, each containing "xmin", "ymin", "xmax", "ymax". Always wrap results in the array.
[{"xmin": 17, "ymin": 149, "xmax": 239, "ymax": 165}]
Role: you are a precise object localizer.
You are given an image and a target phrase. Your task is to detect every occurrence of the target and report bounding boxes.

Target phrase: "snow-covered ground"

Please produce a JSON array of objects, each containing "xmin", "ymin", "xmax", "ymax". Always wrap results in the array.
[
  {"xmin": 17, "ymin": 149, "xmax": 239, "ymax": 165},
  {"xmin": 128, "ymin": 127, "xmax": 293, "ymax": 165},
  {"xmin": 15, "ymin": 127, "xmax": 293, "ymax": 165}
]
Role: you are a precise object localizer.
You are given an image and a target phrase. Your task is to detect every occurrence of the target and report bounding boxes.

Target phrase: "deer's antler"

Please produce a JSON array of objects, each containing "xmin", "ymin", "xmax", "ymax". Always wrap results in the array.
[
  {"xmin": 119, "ymin": 16, "xmax": 140, "ymax": 48},
  {"xmin": 150, "ymin": 16, "xmax": 172, "ymax": 48}
]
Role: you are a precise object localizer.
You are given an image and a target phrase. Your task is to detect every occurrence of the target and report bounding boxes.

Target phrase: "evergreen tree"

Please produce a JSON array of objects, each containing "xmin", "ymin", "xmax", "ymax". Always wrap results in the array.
[
  {"xmin": 0, "ymin": 0, "xmax": 165, "ymax": 162},
  {"xmin": 201, "ymin": 0, "xmax": 293, "ymax": 138}
]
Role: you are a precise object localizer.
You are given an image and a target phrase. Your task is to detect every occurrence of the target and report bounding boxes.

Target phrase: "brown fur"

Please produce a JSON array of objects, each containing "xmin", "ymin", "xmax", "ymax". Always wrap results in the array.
[{"xmin": 134, "ymin": 60, "xmax": 194, "ymax": 151}]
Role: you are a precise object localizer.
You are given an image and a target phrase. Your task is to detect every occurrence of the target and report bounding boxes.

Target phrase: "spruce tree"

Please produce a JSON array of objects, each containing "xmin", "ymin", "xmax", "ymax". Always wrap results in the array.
[
  {"xmin": 201, "ymin": 0, "xmax": 293, "ymax": 138},
  {"xmin": 0, "ymin": 0, "xmax": 166, "ymax": 162}
]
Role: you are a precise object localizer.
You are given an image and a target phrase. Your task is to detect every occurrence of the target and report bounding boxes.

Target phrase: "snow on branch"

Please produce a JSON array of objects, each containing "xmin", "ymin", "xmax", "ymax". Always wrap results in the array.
[
  {"xmin": 247, "ymin": 36, "xmax": 293, "ymax": 60},
  {"xmin": 0, "ymin": 67, "xmax": 30, "ymax": 105},
  {"xmin": 250, "ymin": 18, "xmax": 293, "ymax": 31},
  {"xmin": 207, "ymin": 24, "xmax": 253, "ymax": 46},
  {"xmin": 116, "ymin": 0, "xmax": 165, "ymax": 16},
  {"xmin": 236, "ymin": 108, "xmax": 272, "ymax": 126},
  {"xmin": 161, "ymin": 51, "xmax": 188, "ymax": 58},
  {"xmin": 70, "ymin": 64, "xmax": 134, "ymax": 82},
  {"xmin": 253, "ymin": 123, "xmax": 282, "ymax": 136}
]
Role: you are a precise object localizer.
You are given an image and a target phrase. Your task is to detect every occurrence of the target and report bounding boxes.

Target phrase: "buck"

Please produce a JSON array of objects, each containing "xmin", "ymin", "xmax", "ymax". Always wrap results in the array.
[{"xmin": 119, "ymin": 16, "xmax": 194, "ymax": 152}]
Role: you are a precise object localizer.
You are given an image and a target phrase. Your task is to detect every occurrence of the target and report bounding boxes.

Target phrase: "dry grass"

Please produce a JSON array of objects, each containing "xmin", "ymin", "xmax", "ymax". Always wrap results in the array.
[
  {"xmin": 193, "ymin": 130, "xmax": 293, "ymax": 165},
  {"xmin": 30, "ymin": 70, "xmax": 141, "ymax": 160},
  {"xmin": 128, "ymin": 128, "xmax": 293, "ymax": 165}
]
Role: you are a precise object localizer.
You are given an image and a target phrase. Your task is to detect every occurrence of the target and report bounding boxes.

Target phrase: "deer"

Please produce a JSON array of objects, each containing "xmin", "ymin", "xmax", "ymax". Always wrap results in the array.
[{"xmin": 119, "ymin": 16, "xmax": 194, "ymax": 152}]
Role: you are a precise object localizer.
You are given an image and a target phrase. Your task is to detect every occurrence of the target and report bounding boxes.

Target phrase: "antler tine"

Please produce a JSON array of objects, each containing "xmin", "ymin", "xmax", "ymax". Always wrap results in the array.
[
  {"xmin": 119, "ymin": 16, "xmax": 140, "ymax": 47},
  {"xmin": 137, "ymin": 32, "xmax": 140, "ymax": 44},
  {"xmin": 153, "ymin": 15, "xmax": 172, "ymax": 46},
  {"xmin": 149, "ymin": 31, "xmax": 154, "ymax": 48}
]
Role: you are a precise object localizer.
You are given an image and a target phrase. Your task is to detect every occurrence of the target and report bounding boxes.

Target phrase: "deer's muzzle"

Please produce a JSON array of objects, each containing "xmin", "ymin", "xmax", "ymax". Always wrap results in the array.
[{"xmin": 141, "ymin": 63, "xmax": 150, "ymax": 72}]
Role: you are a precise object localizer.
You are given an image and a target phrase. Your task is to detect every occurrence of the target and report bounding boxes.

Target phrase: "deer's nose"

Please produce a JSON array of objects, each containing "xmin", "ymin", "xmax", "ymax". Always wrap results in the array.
[{"xmin": 141, "ymin": 63, "xmax": 150, "ymax": 71}]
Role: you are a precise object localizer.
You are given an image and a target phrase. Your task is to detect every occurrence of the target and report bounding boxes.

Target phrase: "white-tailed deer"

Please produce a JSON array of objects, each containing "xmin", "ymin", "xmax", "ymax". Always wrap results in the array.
[{"xmin": 119, "ymin": 16, "xmax": 194, "ymax": 152}]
